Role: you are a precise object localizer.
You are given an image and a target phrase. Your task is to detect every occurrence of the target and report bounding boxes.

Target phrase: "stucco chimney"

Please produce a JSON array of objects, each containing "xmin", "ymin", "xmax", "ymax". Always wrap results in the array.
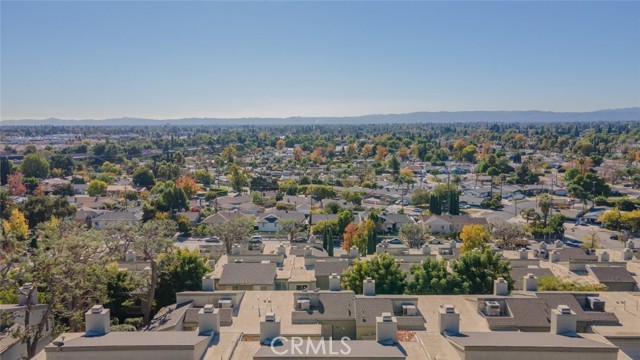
[
  {"xmin": 198, "ymin": 304, "xmax": 220, "ymax": 336},
  {"xmin": 376, "ymin": 312, "xmax": 397, "ymax": 344},
  {"xmin": 438, "ymin": 305, "xmax": 460, "ymax": 335},
  {"xmin": 125, "ymin": 250, "xmax": 135, "ymax": 262},
  {"xmin": 85, "ymin": 305, "xmax": 110, "ymax": 336},
  {"xmin": 623, "ymin": 249, "xmax": 633, "ymax": 261},
  {"xmin": 260, "ymin": 312, "xmax": 281, "ymax": 344},
  {"xmin": 540, "ymin": 242, "xmax": 547, "ymax": 250},
  {"xmin": 449, "ymin": 241, "xmax": 456, "ymax": 249},
  {"xmin": 231, "ymin": 244, "xmax": 241, "ymax": 255},
  {"xmin": 363, "ymin": 277, "xmax": 375, "ymax": 296},
  {"xmin": 550, "ymin": 305, "xmax": 577, "ymax": 336},
  {"xmin": 18, "ymin": 283, "xmax": 38, "ymax": 306},
  {"xmin": 523, "ymin": 273, "xmax": 538, "ymax": 291},
  {"xmin": 422, "ymin": 244, "xmax": 431, "ymax": 256},
  {"xmin": 598, "ymin": 251, "xmax": 609, "ymax": 262},
  {"xmin": 350, "ymin": 246, "xmax": 359, "ymax": 258},
  {"xmin": 207, "ymin": 259, "xmax": 216, "ymax": 269},
  {"xmin": 550, "ymin": 250, "xmax": 560, "ymax": 263},
  {"xmin": 518, "ymin": 248, "xmax": 528, "ymax": 260},
  {"xmin": 376, "ymin": 243, "xmax": 386, "ymax": 254},
  {"xmin": 627, "ymin": 240, "xmax": 635, "ymax": 249},
  {"xmin": 202, "ymin": 274, "xmax": 215, "ymax": 292},
  {"xmin": 554, "ymin": 240, "xmax": 563, "ymax": 248},
  {"xmin": 329, "ymin": 273, "xmax": 341, "ymax": 291},
  {"xmin": 277, "ymin": 244, "xmax": 286, "ymax": 255},
  {"xmin": 304, "ymin": 246, "xmax": 312, "ymax": 257},
  {"xmin": 493, "ymin": 277, "xmax": 508, "ymax": 296}
]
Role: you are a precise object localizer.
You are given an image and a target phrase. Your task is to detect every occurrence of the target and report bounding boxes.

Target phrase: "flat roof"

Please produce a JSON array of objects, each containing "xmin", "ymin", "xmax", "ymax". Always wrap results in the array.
[
  {"xmin": 254, "ymin": 340, "xmax": 406, "ymax": 359},
  {"xmin": 44, "ymin": 332, "xmax": 211, "ymax": 351},
  {"xmin": 447, "ymin": 332, "xmax": 618, "ymax": 352}
]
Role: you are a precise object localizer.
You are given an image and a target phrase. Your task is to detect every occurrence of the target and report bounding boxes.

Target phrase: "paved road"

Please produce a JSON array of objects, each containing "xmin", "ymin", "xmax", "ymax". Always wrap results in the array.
[{"xmin": 483, "ymin": 200, "xmax": 537, "ymax": 221}]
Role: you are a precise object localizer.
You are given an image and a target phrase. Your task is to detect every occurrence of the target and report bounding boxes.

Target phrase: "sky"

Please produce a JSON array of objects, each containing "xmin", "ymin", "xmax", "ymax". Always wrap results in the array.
[{"xmin": 1, "ymin": 1, "xmax": 639, "ymax": 120}]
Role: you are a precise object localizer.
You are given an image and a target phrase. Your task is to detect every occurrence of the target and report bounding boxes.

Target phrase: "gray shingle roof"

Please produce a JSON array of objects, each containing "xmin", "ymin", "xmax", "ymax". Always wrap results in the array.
[
  {"xmin": 588, "ymin": 266, "xmax": 636, "ymax": 284},
  {"xmin": 535, "ymin": 293, "xmax": 619, "ymax": 324},
  {"xmin": 314, "ymin": 261, "xmax": 350, "ymax": 277},
  {"xmin": 353, "ymin": 297, "xmax": 394, "ymax": 326},
  {"xmin": 510, "ymin": 268, "xmax": 554, "ymax": 290},
  {"xmin": 218, "ymin": 263, "xmax": 277, "ymax": 286}
]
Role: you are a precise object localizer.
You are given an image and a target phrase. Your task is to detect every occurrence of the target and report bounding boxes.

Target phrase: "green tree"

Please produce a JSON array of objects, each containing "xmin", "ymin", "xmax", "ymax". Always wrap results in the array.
[
  {"xmin": 227, "ymin": 164, "xmax": 249, "ymax": 193},
  {"xmin": 491, "ymin": 221, "xmax": 527, "ymax": 250},
  {"xmin": 133, "ymin": 220, "xmax": 177, "ymax": 324},
  {"xmin": 104, "ymin": 264, "xmax": 139, "ymax": 323},
  {"xmin": 176, "ymin": 214, "xmax": 192, "ymax": 236},
  {"xmin": 154, "ymin": 248, "xmax": 210, "ymax": 310},
  {"xmin": 20, "ymin": 153, "xmax": 50, "ymax": 179},
  {"xmin": 411, "ymin": 189, "xmax": 430, "ymax": 206},
  {"xmin": 341, "ymin": 253, "xmax": 406, "ymax": 294},
  {"xmin": 88, "ymin": 179, "xmax": 108, "ymax": 196},
  {"xmin": 155, "ymin": 181, "xmax": 188, "ymax": 213},
  {"xmin": 405, "ymin": 258, "xmax": 463, "ymax": 295},
  {"xmin": 336, "ymin": 210, "xmax": 354, "ymax": 236},
  {"xmin": 20, "ymin": 196, "xmax": 76, "ymax": 228},
  {"xmin": 537, "ymin": 193, "xmax": 553, "ymax": 226},
  {"xmin": 133, "ymin": 166, "xmax": 155, "ymax": 187},
  {"xmin": 451, "ymin": 249, "xmax": 513, "ymax": 294}
]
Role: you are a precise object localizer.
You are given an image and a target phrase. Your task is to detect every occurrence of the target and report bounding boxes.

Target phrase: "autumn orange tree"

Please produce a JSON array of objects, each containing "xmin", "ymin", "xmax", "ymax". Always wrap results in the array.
[{"xmin": 177, "ymin": 176, "xmax": 202, "ymax": 198}]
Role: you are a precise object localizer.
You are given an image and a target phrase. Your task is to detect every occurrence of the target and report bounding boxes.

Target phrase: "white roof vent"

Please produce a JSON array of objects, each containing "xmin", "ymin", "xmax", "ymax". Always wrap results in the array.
[{"xmin": 265, "ymin": 312, "xmax": 276, "ymax": 322}]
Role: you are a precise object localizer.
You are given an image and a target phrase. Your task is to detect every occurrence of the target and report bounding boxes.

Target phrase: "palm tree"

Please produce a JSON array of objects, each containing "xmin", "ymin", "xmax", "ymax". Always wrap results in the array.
[
  {"xmin": 537, "ymin": 193, "xmax": 553, "ymax": 226},
  {"xmin": 520, "ymin": 208, "xmax": 537, "ymax": 223}
]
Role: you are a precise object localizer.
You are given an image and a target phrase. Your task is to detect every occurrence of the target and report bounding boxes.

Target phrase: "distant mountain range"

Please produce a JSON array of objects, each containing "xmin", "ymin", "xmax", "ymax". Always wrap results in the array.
[{"xmin": 3, "ymin": 108, "xmax": 639, "ymax": 126}]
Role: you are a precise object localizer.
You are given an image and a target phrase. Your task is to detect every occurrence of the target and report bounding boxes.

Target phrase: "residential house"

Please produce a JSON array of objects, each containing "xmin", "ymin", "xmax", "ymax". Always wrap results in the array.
[{"xmin": 421, "ymin": 215, "xmax": 488, "ymax": 234}]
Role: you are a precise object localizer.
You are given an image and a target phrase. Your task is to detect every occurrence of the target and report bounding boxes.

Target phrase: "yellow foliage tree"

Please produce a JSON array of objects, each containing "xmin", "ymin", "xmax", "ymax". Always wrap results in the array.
[
  {"xmin": 460, "ymin": 224, "xmax": 490, "ymax": 253},
  {"xmin": 3, "ymin": 208, "xmax": 29, "ymax": 240}
]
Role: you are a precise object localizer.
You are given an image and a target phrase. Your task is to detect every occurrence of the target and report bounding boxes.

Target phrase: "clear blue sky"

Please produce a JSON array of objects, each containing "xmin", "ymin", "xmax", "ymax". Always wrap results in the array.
[{"xmin": 1, "ymin": 1, "xmax": 639, "ymax": 120}]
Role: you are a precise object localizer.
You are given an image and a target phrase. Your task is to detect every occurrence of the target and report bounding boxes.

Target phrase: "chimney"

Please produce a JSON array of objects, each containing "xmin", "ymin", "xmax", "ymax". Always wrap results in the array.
[
  {"xmin": 207, "ymin": 259, "xmax": 216, "ymax": 269},
  {"xmin": 493, "ymin": 277, "xmax": 508, "ymax": 296},
  {"xmin": 550, "ymin": 305, "xmax": 577, "ymax": 336},
  {"xmin": 422, "ymin": 244, "xmax": 431, "ymax": 256},
  {"xmin": 518, "ymin": 248, "xmax": 528, "ymax": 260},
  {"xmin": 231, "ymin": 244, "xmax": 241, "ymax": 255},
  {"xmin": 598, "ymin": 251, "xmax": 609, "ymax": 262},
  {"xmin": 554, "ymin": 240, "xmax": 563, "ymax": 248},
  {"xmin": 350, "ymin": 246, "xmax": 359, "ymax": 258},
  {"xmin": 627, "ymin": 240, "xmax": 635, "ymax": 249},
  {"xmin": 376, "ymin": 312, "xmax": 397, "ymax": 344},
  {"xmin": 523, "ymin": 273, "xmax": 538, "ymax": 291},
  {"xmin": 623, "ymin": 249, "xmax": 633, "ymax": 261},
  {"xmin": 202, "ymin": 274, "xmax": 215, "ymax": 292},
  {"xmin": 540, "ymin": 242, "xmax": 547, "ymax": 250},
  {"xmin": 363, "ymin": 277, "xmax": 375, "ymax": 296},
  {"xmin": 277, "ymin": 244, "xmax": 286, "ymax": 255},
  {"xmin": 449, "ymin": 241, "xmax": 456, "ymax": 250},
  {"xmin": 198, "ymin": 304, "xmax": 220, "ymax": 336},
  {"xmin": 438, "ymin": 305, "xmax": 460, "ymax": 335},
  {"xmin": 85, "ymin": 305, "xmax": 110, "ymax": 336},
  {"xmin": 18, "ymin": 283, "xmax": 37, "ymax": 306},
  {"xmin": 260, "ymin": 312, "xmax": 281, "ymax": 344},
  {"xmin": 550, "ymin": 250, "xmax": 560, "ymax": 263},
  {"xmin": 304, "ymin": 246, "xmax": 312, "ymax": 257},
  {"xmin": 125, "ymin": 250, "xmax": 135, "ymax": 262},
  {"xmin": 329, "ymin": 273, "xmax": 341, "ymax": 291},
  {"xmin": 376, "ymin": 242, "xmax": 386, "ymax": 254}
]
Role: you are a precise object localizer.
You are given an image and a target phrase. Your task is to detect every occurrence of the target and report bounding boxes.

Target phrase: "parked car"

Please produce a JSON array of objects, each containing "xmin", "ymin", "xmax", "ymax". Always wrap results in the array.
[
  {"xmin": 205, "ymin": 236, "xmax": 220, "ymax": 243},
  {"xmin": 387, "ymin": 238, "xmax": 403, "ymax": 245},
  {"xmin": 291, "ymin": 237, "xmax": 307, "ymax": 243}
]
